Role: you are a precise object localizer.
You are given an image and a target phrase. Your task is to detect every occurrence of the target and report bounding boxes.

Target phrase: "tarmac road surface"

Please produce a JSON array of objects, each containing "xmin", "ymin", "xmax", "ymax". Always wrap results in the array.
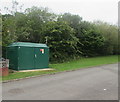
[{"xmin": 2, "ymin": 63, "xmax": 118, "ymax": 100}]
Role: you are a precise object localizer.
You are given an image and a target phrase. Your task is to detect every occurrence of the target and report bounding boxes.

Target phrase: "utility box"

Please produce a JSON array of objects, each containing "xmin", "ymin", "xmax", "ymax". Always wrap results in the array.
[
  {"xmin": 7, "ymin": 42, "xmax": 49, "ymax": 71},
  {"xmin": 0, "ymin": 59, "xmax": 9, "ymax": 76}
]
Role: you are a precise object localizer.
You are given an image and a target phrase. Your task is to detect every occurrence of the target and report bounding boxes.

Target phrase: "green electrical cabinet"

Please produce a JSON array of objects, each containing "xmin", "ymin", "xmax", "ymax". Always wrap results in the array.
[{"xmin": 7, "ymin": 42, "xmax": 49, "ymax": 71}]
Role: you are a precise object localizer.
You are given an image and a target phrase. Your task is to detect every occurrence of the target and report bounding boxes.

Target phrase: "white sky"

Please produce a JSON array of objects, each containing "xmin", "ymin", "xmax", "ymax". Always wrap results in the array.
[{"xmin": 1, "ymin": 0, "xmax": 119, "ymax": 25}]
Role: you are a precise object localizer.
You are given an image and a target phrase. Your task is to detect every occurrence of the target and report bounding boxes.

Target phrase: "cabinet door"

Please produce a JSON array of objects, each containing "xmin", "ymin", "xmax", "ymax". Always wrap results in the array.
[
  {"xmin": 34, "ymin": 48, "xmax": 49, "ymax": 69},
  {"xmin": 18, "ymin": 47, "xmax": 34, "ymax": 70}
]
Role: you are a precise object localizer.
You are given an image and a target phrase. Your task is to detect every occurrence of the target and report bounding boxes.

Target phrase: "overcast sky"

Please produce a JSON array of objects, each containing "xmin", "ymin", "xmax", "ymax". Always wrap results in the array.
[{"xmin": 1, "ymin": 0, "xmax": 119, "ymax": 25}]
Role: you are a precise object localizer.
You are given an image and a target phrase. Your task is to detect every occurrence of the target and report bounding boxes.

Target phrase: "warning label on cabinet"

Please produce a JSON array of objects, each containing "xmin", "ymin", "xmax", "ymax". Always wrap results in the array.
[{"xmin": 40, "ymin": 49, "xmax": 44, "ymax": 53}]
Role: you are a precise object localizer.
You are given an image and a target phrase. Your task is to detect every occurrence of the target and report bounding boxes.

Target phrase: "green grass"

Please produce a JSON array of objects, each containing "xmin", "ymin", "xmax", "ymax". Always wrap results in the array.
[{"xmin": 2, "ymin": 55, "xmax": 118, "ymax": 81}]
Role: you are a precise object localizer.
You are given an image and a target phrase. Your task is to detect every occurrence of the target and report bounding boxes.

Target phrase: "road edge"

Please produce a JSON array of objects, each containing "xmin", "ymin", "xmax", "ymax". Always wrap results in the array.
[{"xmin": 2, "ymin": 63, "xmax": 118, "ymax": 83}]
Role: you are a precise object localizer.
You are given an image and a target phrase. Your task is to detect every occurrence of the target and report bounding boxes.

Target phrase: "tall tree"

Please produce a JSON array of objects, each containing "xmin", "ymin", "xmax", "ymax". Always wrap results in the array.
[
  {"xmin": 93, "ymin": 21, "xmax": 118, "ymax": 55},
  {"xmin": 16, "ymin": 6, "xmax": 57, "ymax": 43},
  {"xmin": 42, "ymin": 21, "xmax": 79, "ymax": 62}
]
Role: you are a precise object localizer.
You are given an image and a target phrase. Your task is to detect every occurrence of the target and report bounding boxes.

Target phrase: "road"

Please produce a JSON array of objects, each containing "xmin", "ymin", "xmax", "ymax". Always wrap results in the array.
[{"xmin": 2, "ymin": 64, "xmax": 118, "ymax": 100}]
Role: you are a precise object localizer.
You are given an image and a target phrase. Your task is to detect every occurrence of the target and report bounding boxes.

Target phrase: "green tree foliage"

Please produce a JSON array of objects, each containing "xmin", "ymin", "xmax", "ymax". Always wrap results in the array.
[
  {"xmin": 93, "ymin": 21, "xmax": 118, "ymax": 55},
  {"xmin": 15, "ymin": 7, "xmax": 56, "ymax": 43},
  {"xmin": 57, "ymin": 13, "xmax": 83, "ymax": 36},
  {"xmin": 2, "ymin": 14, "xmax": 17, "ymax": 46},
  {"xmin": 2, "ymin": 14, "xmax": 18, "ymax": 58},
  {"xmin": 42, "ymin": 21, "xmax": 79, "ymax": 62},
  {"xmin": 79, "ymin": 30, "xmax": 105, "ymax": 57},
  {"xmin": 58, "ymin": 13, "xmax": 82, "ymax": 28},
  {"xmin": 2, "ymin": 5, "xmax": 119, "ymax": 62}
]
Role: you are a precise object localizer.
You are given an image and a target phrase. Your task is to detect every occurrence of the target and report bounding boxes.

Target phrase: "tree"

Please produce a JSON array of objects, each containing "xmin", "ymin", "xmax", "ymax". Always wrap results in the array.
[
  {"xmin": 2, "ymin": 14, "xmax": 17, "ymax": 47},
  {"xmin": 16, "ymin": 6, "xmax": 57, "ymax": 43},
  {"xmin": 42, "ymin": 21, "xmax": 79, "ymax": 62},
  {"xmin": 2, "ymin": 4, "xmax": 119, "ymax": 61},
  {"xmin": 58, "ymin": 13, "xmax": 82, "ymax": 28},
  {"xmin": 93, "ymin": 21, "xmax": 118, "ymax": 55},
  {"xmin": 79, "ymin": 30, "xmax": 105, "ymax": 57},
  {"xmin": 58, "ymin": 13, "xmax": 82, "ymax": 36}
]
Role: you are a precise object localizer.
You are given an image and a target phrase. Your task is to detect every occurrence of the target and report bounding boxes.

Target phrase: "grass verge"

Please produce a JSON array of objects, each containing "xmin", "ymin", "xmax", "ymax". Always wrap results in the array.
[{"xmin": 2, "ymin": 55, "xmax": 118, "ymax": 81}]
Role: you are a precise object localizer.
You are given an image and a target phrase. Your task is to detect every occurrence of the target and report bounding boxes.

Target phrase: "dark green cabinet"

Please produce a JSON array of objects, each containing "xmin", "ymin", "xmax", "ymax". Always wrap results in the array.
[{"xmin": 7, "ymin": 42, "xmax": 49, "ymax": 71}]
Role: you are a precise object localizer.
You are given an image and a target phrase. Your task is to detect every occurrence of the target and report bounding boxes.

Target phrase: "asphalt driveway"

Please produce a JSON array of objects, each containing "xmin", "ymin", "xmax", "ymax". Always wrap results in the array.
[{"xmin": 2, "ymin": 63, "xmax": 118, "ymax": 100}]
